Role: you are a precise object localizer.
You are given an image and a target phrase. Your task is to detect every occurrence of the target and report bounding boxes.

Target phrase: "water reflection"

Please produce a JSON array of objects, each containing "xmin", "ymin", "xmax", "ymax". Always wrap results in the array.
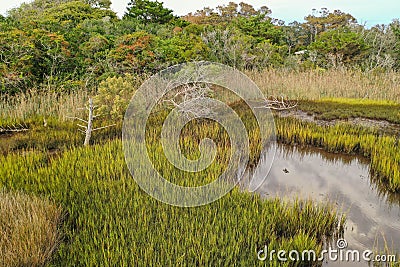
[{"xmin": 246, "ymin": 144, "xmax": 400, "ymax": 265}]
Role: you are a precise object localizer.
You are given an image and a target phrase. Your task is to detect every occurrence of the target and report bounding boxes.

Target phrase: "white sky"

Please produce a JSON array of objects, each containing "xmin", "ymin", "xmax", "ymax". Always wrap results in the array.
[{"xmin": 1, "ymin": 0, "xmax": 399, "ymax": 26}]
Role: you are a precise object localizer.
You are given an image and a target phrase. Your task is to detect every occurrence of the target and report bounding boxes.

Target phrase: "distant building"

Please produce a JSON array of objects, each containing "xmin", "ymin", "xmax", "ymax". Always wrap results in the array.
[{"xmin": 294, "ymin": 50, "xmax": 308, "ymax": 55}]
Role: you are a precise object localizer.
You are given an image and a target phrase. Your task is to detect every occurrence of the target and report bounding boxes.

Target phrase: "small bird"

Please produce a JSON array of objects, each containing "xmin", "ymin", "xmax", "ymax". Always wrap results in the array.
[{"xmin": 283, "ymin": 168, "xmax": 289, "ymax": 174}]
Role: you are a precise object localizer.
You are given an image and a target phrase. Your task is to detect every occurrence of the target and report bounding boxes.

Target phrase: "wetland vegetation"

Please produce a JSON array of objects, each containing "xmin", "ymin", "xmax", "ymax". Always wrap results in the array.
[{"xmin": 1, "ymin": 0, "xmax": 400, "ymax": 266}]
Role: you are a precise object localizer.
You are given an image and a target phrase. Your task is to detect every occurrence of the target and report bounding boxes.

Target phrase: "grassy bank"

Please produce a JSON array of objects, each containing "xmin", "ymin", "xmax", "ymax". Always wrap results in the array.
[
  {"xmin": 1, "ymin": 69, "xmax": 400, "ymax": 124},
  {"xmin": 296, "ymin": 98, "xmax": 400, "ymax": 123}
]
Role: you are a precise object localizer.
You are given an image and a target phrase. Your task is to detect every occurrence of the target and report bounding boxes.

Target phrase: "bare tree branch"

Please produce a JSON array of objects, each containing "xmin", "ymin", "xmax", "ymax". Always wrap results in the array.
[
  {"xmin": 67, "ymin": 98, "xmax": 116, "ymax": 146},
  {"xmin": 255, "ymin": 96, "xmax": 298, "ymax": 111},
  {"xmin": 0, "ymin": 123, "xmax": 29, "ymax": 133},
  {"xmin": 92, "ymin": 124, "xmax": 117, "ymax": 132}
]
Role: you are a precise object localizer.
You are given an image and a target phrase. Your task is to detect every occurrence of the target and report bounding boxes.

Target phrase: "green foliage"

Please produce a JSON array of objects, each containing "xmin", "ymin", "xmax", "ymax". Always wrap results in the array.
[
  {"xmin": 235, "ymin": 15, "xmax": 284, "ymax": 44},
  {"xmin": 1, "ymin": 1, "xmax": 400, "ymax": 94},
  {"xmin": 390, "ymin": 20, "xmax": 400, "ymax": 68},
  {"xmin": 309, "ymin": 27, "xmax": 368, "ymax": 68},
  {"xmin": 124, "ymin": 0, "xmax": 175, "ymax": 24},
  {"xmin": 94, "ymin": 75, "xmax": 140, "ymax": 119},
  {"xmin": 157, "ymin": 32, "xmax": 208, "ymax": 64},
  {"xmin": 9, "ymin": 0, "xmax": 117, "ymax": 30},
  {"xmin": 0, "ymin": 29, "xmax": 36, "ymax": 93},
  {"xmin": 202, "ymin": 26, "xmax": 285, "ymax": 69}
]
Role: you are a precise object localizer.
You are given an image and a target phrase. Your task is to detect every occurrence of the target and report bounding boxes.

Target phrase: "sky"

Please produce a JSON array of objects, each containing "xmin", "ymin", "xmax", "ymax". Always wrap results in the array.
[{"xmin": 1, "ymin": 0, "xmax": 399, "ymax": 27}]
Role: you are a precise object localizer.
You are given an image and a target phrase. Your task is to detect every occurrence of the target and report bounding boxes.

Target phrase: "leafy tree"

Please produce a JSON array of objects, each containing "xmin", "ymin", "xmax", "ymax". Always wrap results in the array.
[
  {"xmin": 8, "ymin": 0, "xmax": 115, "ymax": 28},
  {"xmin": 355, "ymin": 23, "xmax": 398, "ymax": 70},
  {"xmin": 304, "ymin": 8, "xmax": 357, "ymax": 42},
  {"xmin": 36, "ymin": 1, "xmax": 117, "ymax": 30},
  {"xmin": 85, "ymin": 0, "xmax": 112, "ymax": 8},
  {"xmin": 109, "ymin": 31, "xmax": 159, "ymax": 74},
  {"xmin": 238, "ymin": 2, "xmax": 258, "ymax": 18},
  {"xmin": 157, "ymin": 32, "xmax": 208, "ymax": 65},
  {"xmin": 0, "ymin": 29, "xmax": 36, "ymax": 92},
  {"xmin": 0, "ymin": 28, "xmax": 72, "ymax": 92},
  {"xmin": 309, "ymin": 27, "xmax": 368, "ymax": 68},
  {"xmin": 184, "ymin": 2, "xmax": 272, "ymax": 25},
  {"xmin": 217, "ymin": 2, "xmax": 239, "ymax": 21},
  {"xmin": 79, "ymin": 34, "xmax": 113, "ymax": 81},
  {"xmin": 235, "ymin": 14, "xmax": 284, "ymax": 44},
  {"xmin": 283, "ymin": 21, "xmax": 310, "ymax": 54},
  {"xmin": 31, "ymin": 29, "xmax": 72, "ymax": 85},
  {"xmin": 124, "ymin": 0, "xmax": 175, "ymax": 24},
  {"xmin": 391, "ymin": 20, "xmax": 400, "ymax": 68}
]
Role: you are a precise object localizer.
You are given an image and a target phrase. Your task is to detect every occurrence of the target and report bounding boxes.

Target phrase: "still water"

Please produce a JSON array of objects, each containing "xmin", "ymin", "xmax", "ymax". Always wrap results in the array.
[{"xmin": 246, "ymin": 144, "xmax": 400, "ymax": 266}]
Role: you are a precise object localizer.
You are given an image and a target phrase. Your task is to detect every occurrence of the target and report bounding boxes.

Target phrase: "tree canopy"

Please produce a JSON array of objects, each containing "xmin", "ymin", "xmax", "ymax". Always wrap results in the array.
[
  {"xmin": 0, "ymin": 1, "xmax": 399, "ymax": 93},
  {"xmin": 124, "ymin": 0, "xmax": 175, "ymax": 24}
]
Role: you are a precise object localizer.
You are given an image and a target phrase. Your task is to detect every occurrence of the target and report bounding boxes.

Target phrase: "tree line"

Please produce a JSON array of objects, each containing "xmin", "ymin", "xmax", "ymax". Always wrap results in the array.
[{"xmin": 1, "ymin": 0, "xmax": 399, "ymax": 93}]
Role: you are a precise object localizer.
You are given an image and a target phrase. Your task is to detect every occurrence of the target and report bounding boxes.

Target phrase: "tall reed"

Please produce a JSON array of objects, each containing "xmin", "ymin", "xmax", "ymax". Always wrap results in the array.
[
  {"xmin": 247, "ymin": 69, "xmax": 400, "ymax": 101},
  {"xmin": 0, "ymin": 90, "xmax": 89, "ymax": 122},
  {"xmin": 0, "ymin": 189, "xmax": 63, "ymax": 267}
]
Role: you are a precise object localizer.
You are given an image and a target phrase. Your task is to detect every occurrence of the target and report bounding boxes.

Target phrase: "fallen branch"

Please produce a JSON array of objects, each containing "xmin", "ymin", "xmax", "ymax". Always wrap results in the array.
[
  {"xmin": 255, "ymin": 96, "xmax": 298, "ymax": 111},
  {"xmin": 0, "ymin": 123, "xmax": 29, "ymax": 133}
]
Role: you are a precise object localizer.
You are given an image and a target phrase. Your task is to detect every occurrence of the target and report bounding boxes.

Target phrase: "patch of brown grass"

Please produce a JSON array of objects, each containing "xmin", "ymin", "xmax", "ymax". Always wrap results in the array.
[{"xmin": 0, "ymin": 190, "xmax": 63, "ymax": 267}]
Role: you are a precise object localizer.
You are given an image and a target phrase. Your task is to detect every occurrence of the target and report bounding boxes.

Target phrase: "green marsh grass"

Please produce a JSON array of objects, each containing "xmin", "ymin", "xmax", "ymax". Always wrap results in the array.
[
  {"xmin": 0, "ymin": 140, "xmax": 343, "ymax": 266},
  {"xmin": 297, "ymin": 98, "xmax": 400, "ymax": 123},
  {"xmin": 1, "ymin": 74, "xmax": 400, "ymax": 265},
  {"xmin": 0, "ymin": 116, "xmax": 122, "ymax": 155}
]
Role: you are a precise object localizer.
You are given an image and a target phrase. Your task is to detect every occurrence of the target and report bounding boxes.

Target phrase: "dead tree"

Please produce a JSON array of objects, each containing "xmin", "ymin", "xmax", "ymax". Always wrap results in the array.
[
  {"xmin": 162, "ymin": 82, "xmax": 297, "ymax": 118},
  {"xmin": 67, "ymin": 98, "xmax": 116, "ymax": 146}
]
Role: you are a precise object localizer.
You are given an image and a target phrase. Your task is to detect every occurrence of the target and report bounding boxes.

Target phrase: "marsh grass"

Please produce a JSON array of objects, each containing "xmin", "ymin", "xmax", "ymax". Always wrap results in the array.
[
  {"xmin": 247, "ymin": 69, "xmax": 400, "ymax": 101},
  {"xmin": 0, "ymin": 140, "xmax": 344, "ymax": 266},
  {"xmin": 0, "ymin": 190, "xmax": 63, "ymax": 267},
  {"xmin": 1, "ymin": 69, "xmax": 400, "ymax": 124},
  {"xmin": 297, "ymin": 99, "xmax": 400, "ymax": 123},
  {"xmin": 0, "ymin": 116, "xmax": 123, "ymax": 155},
  {"xmin": 144, "ymin": 104, "xmax": 263, "ymax": 187},
  {"xmin": 1, "ymin": 70, "xmax": 400, "ymax": 265},
  {"xmin": 0, "ymin": 90, "xmax": 88, "ymax": 123}
]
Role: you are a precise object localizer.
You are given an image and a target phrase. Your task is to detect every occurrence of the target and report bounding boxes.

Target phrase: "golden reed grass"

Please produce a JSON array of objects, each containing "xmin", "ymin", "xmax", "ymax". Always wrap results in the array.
[
  {"xmin": 0, "ymin": 190, "xmax": 63, "ymax": 267},
  {"xmin": 0, "ymin": 90, "xmax": 89, "ymax": 122},
  {"xmin": 2, "ymin": 69, "xmax": 400, "ymax": 122},
  {"xmin": 247, "ymin": 69, "xmax": 400, "ymax": 101}
]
